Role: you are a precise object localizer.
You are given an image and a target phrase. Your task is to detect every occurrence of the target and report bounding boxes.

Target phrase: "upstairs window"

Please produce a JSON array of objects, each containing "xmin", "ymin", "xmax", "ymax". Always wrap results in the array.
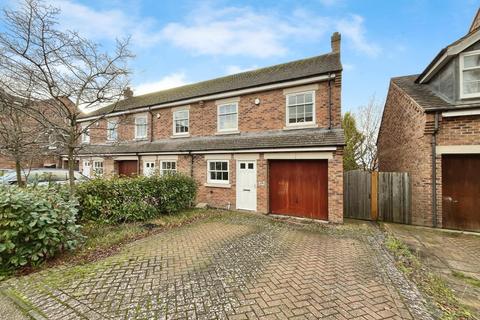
[
  {"xmin": 460, "ymin": 50, "xmax": 480, "ymax": 99},
  {"xmin": 107, "ymin": 119, "xmax": 118, "ymax": 141},
  {"xmin": 173, "ymin": 109, "xmax": 189, "ymax": 135},
  {"xmin": 286, "ymin": 91, "xmax": 315, "ymax": 126},
  {"xmin": 81, "ymin": 123, "xmax": 90, "ymax": 144},
  {"xmin": 217, "ymin": 103, "xmax": 238, "ymax": 132},
  {"xmin": 135, "ymin": 115, "xmax": 148, "ymax": 139}
]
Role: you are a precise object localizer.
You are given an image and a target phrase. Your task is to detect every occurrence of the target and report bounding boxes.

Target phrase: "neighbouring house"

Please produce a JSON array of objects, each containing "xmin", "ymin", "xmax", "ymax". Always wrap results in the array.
[
  {"xmin": 73, "ymin": 32, "xmax": 345, "ymax": 222},
  {"xmin": 378, "ymin": 10, "xmax": 480, "ymax": 231},
  {"xmin": 0, "ymin": 91, "xmax": 61, "ymax": 170}
]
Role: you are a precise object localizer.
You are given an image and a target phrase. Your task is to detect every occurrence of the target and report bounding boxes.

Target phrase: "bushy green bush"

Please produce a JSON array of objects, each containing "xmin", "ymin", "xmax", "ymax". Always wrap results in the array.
[
  {"xmin": 0, "ymin": 186, "xmax": 83, "ymax": 271},
  {"xmin": 76, "ymin": 174, "xmax": 197, "ymax": 223}
]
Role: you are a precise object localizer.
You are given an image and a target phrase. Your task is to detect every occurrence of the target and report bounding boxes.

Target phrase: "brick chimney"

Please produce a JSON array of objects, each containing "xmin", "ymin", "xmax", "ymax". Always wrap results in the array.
[
  {"xmin": 470, "ymin": 8, "xmax": 480, "ymax": 33},
  {"xmin": 331, "ymin": 32, "xmax": 341, "ymax": 54},
  {"xmin": 123, "ymin": 87, "xmax": 133, "ymax": 99}
]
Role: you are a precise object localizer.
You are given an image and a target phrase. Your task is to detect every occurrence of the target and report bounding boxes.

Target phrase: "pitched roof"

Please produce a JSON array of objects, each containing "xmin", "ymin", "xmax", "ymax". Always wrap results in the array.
[
  {"xmin": 84, "ymin": 53, "xmax": 341, "ymax": 117},
  {"xmin": 392, "ymin": 75, "xmax": 452, "ymax": 110},
  {"xmin": 76, "ymin": 128, "xmax": 345, "ymax": 155}
]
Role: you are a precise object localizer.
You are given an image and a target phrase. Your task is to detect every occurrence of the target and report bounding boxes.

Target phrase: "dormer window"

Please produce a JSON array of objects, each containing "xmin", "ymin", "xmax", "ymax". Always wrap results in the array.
[{"xmin": 460, "ymin": 50, "xmax": 480, "ymax": 99}]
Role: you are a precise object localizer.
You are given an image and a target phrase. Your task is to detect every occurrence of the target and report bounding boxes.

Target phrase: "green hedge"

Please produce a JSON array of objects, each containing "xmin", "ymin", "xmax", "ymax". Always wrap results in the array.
[
  {"xmin": 0, "ymin": 186, "xmax": 83, "ymax": 271},
  {"xmin": 76, "ymin": 174, "xmax": 197, "ymax": 223}
]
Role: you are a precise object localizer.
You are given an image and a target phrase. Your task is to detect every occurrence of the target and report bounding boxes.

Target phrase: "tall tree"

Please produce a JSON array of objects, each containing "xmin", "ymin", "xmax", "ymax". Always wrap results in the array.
[
  {"xmin": 342, "ymin": 112, "xmax": 363, "ymax": 171},
  {"xmin": 0, "ymin": 0, "xmax": 132, "ymax": 191},
  {"xmin": 355, "ymin": 97, "xmax": 383, "ymax": 171}
]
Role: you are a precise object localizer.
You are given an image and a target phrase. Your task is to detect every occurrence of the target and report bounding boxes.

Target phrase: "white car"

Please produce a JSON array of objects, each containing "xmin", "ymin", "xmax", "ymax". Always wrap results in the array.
[{"xmin": 0, "ymin": 169, "xmax": 89, "ymax": 186}]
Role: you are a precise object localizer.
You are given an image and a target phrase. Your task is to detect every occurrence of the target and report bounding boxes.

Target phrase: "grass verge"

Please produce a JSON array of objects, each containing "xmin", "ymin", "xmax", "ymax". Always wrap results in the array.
[{"xmin": 385, "ymin": 235, "xmax": 474, "ymax": 320}]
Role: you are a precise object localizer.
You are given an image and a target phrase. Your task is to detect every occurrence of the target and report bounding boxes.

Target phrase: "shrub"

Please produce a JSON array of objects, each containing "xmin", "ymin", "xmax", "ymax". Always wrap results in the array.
[
  {"xmin": 0, "ymin": 186, "xmax": 83, "ymax": 271},
  {"xmin": 76, "ymin": 174, "xmax": 197, "ymax": 223}
]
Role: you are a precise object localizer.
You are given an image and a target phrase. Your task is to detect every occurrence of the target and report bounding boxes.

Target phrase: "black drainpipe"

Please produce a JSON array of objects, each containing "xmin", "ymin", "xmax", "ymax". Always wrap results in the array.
[
  {"xmin": 431, "ymin": 112, "xmax": 439, "ymax": 228},
  {"xmin": 189, "ymin": 151, "xmax": 194, "ymax": 178},
  {"xmin": 327, "ymin": 73, "xmax": 333, "ymax": 130}
]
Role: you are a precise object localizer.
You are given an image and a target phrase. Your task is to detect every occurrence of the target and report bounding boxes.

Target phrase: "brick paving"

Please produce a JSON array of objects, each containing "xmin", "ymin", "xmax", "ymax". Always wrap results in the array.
[{"xmin": 2, "ymin": 213, "xmax": 431, "ymax": 319}]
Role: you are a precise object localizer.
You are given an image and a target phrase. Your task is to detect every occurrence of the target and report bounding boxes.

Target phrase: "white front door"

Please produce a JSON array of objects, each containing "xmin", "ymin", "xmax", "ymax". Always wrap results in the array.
[
  {"xmin": 82, "ymin": 160, "xmax": 91, "ymax": 178},
  {"xmin": 236, "ymin": 160, "xmax": 257, "ymax": 211}
]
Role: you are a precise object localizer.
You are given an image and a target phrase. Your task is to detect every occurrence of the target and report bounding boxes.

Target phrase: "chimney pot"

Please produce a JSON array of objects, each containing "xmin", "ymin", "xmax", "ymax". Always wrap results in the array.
[
  {"xmin": 331, "ymin": 32, "xmax": 341, "ymax": 54},
  {"xmin": 123, "ymin": 87, "xmax": 133, "ymax": 99}
]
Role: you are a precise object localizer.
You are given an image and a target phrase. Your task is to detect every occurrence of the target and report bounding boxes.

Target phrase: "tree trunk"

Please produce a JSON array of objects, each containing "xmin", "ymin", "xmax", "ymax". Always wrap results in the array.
[
  {"xmin": 68, "ymin": 145, "xmax": 76, "ymax": 193},
  {"xmin": 15, "ymin": 159, "xmax": 23, "ymax": 187}
]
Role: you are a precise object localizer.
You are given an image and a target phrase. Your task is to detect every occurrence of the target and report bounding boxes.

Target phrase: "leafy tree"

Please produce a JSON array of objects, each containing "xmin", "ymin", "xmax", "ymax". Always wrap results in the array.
[{"xmin": 342, "ymin": 112, "xmax": 363, "ymax": 171}]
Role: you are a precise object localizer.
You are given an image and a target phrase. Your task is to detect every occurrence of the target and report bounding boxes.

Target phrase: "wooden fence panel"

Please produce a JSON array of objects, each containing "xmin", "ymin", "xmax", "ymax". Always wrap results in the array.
[
  {"xmin": 378, "ymin": 172, "xmax": 411, "ymax": 224},
  {"xmin": 343, "ymin": 170, "xmax": 372, "ymax": 220}
]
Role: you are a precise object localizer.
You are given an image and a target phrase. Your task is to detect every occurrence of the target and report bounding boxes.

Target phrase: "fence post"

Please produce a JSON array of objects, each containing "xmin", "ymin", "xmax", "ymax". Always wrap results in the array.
[{"xmin": 371, "ymin": 171, "xmax": 378, "ymax": 220}]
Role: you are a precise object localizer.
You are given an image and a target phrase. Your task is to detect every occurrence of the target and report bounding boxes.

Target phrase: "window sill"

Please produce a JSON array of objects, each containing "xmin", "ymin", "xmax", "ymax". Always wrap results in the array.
[
  {"xmin": 170, "ymin": 134, "xmax": 190, "ymax": 139},
  {"xmin": 204, "ymin": 183, "xmax": 231, "ymax": 188},
  {"xmin": 106, "ymin": 139, "xmax": 118, "ymax": 143},
  {"xmin": 134, "ymin": 137, "xmax": 148, "ymax": 141},
  {"xmin": 215, "ymin": 130, "xmax": 240, "ymax": 136},
  {"xmin": 283, "ymin": 124, "xmax": 318, "ymax": 131}
]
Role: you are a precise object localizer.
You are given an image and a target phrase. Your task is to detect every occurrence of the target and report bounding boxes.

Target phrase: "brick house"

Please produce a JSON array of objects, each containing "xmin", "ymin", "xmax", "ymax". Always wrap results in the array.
[
  {"xmin": 0, "ymin": 92, "xmax": 60, "ymax": 170},
  {"xmin": 74, "ymin": 33, "xmax": 345, "ymax": 222},
  {"xmin": 378, "ymin": 11, "xmax": 480, "ymax": 231}
]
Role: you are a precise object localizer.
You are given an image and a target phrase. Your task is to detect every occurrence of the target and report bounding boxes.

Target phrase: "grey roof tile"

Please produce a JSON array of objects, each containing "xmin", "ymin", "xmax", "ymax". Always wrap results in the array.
[
  {"xmin": 77, "ymin": 128, "xmax": 345, "ymax": 155},
  {"xmin": 391, "ymin": 75, "xmax": 452, "ymax": 110},
  {"xmin": 83, "ymin": 53, "xmax": 341, "ymax": 117}
]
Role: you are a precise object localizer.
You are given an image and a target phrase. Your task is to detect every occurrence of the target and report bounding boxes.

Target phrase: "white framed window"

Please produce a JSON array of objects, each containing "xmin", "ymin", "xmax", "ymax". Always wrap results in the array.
[
  {"xmin": 217, "ymin": 103, "xmax": 238, "ymax": 132},
  {"xmin": 460, "ymin": 50, "xmax": 480, "ymax": 99},
  {"xmin": 107, "ymin": 118, "xmax": 119, "ymax": 141},
  {"xmin": 81, "ymin": 123, "xmax": 90, "ymax": 144},
  {"xmin": 286, "ymin": 91, "xmax": 315, "ymax": 126},
  {"xmin": 160, "ymin": 160, "xmax": 177, "ymax": 175},
  {"xmin": 173, "ymin": 109, "xmax": 189, "ymax": 135},
  {"xmin": 143, "ymin": 161, "xmax": 156, "ymax": 177},
  {"xmin": 207, "ymin": 160, "xmax": 229, "ymax": 184},
  {"xmin": 135, "ymin": 115, "xmax": 148, "ymax": 139},
  {"xmin": 93, "ymin": 160, "xmax": 103, "ymax": 176}
]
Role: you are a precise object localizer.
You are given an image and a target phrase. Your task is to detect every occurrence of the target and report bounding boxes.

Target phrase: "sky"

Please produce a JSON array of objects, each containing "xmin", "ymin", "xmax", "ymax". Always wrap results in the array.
[{"xmin": 2, "ymin": 0, "xmax": 480, "ymax": 113}]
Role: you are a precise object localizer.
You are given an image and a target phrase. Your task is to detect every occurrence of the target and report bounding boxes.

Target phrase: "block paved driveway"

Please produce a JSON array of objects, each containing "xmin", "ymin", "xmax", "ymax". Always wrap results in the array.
[{"xmin": 2, "ymin": 213, "xmax": 432, "ymax": 320}]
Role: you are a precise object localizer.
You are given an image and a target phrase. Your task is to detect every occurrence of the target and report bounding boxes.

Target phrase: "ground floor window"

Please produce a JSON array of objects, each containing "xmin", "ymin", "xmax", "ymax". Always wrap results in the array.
[
  {"xmin": 93, "ymin": 160, "xmax": 104, "ymax": 176},
  {"xmin": 207, "ymin": 160, "xmax": 229, "ymax": 184},
  {"xmin": 160, "ymin": 160, "xmax": 177, "ymax": 175},
  {"xmin": 144, "ymin": 161, "xmax": 156, "ymax": 176}
]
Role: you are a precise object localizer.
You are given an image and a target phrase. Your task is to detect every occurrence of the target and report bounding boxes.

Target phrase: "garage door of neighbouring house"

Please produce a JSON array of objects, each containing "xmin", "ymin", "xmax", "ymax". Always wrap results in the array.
[
  {"xmin": 442, "ymin": 154, "xmax": 480, "ymax": 231},
  {"xmin": 269, "ymin": 160, "xmax": 328, "ymax": 220},
  {"xmin": 117, "ymin": 160, "xmax": 138, "ymax": 177}
]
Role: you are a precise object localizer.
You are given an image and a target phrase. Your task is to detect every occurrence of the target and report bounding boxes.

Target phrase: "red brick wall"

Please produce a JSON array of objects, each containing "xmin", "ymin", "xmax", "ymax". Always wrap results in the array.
[
  {"xmin": 89, "ymin": 76, "xmax": 342, "ymax": 143},
  {"xmin": 377, "ymin": 81, "xmax": 434, "ymax": 226}
]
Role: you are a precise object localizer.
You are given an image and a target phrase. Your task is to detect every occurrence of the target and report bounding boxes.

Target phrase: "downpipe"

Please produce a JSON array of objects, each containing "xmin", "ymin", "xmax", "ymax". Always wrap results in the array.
[{"xmin": 431, "ymin": 112, "xmax": 439, "ymax": 228}]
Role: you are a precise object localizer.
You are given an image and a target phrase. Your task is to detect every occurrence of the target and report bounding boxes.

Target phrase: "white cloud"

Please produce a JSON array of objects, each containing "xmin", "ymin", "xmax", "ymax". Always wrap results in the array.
[
  {"xmin": 46, "ymin": 0, "xmax": 162, "ymax": 47},
  {"xmin": 161, "ymin": 6, "xmax": 328, "ymax": 58},
  {"xmin": 134, "ymin": 73, "xmax": 189, "ymax": 95},
  {"xmin": 336, "ymin": 15, "xmax": 381, "ymax": 57},
  {"xmin": 43, "ymin": 1, "xmax": 380, "ymax": 58},
  {"xmin": 225, "ymin": 65, "xmax": 259, "ymax": 75}
]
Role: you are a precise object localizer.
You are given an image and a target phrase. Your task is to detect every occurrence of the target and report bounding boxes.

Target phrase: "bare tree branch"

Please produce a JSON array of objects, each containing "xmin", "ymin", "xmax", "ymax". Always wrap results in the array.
[{"xmin": 0, "ymin": 0, "xmax": 133, "ymax": 191}]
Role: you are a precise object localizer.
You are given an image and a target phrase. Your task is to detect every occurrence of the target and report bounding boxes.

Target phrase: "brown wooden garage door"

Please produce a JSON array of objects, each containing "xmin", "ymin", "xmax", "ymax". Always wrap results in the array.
[
  {"xmin": 269, "ymin": 160, "xmax": 328, "ymax": 220},
  {"xmin": 117, "ymin": 160, "xmax": 138, "ymax": 177},
  {"xmin": 442, "ymin": 154, "xmax": 480, "ymax": 231}
]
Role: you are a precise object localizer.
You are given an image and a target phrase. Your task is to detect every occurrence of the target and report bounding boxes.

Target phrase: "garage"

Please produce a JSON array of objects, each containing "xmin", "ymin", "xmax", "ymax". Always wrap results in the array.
[
  {"xmin": 117, "ymin": 160, "xmax": 138, "ymax": 177},
  {"xmin": 269, "ymin": 160, "xmax": 328, "ymax": 220},
  {"xmin": 442, "ymin": 154, "xmax": 480, "ymax": 231}
]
